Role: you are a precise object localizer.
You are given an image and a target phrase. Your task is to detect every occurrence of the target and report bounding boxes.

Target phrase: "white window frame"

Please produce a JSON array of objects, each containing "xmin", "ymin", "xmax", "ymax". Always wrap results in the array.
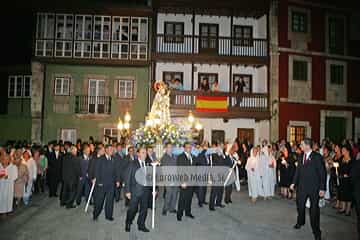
[
  {"xmin": 104, "ymin": 128, "xmax": 118, "ymax": 138},
  {"xmin": 93, "ymin": 42, "xmax": 110, "ymax": 59},
  {"xmin": 74, "ymin": 41, "xmax": 91, "ymax": 58},
  {"xmin": 93, "ymin": 15, "xmax": 111, "ymax": 41},
  {"xmin": 129, "ymin": 17, "xmax": 148, "ymax": 60},
  {"xmin": 54, "ymin": 77, "xmax": 70, "ymax": 96},
  {"xmin": 325, "ymin": 60, "xmax": 347, "ymax": 102},
  {"xmin": 55, "ymin": 14, "xmax": 74, "ymax": 40},
  {"xmin": 118, "ymin": 79, "xmax": 134, "ymax": 99},
  {"xmin": 35, "ymin": 13, "xmax": 55, "ymax": 57},
  {"xmin": 8, "ymin": 75, "xmax": 32, "ymax": 98},
  {"xmin": 112, "ymin": 16, "xmax": 130, "ymax": 41},
  {"xmin": 74, "ymin": 15, "xmax": 92, "ymax": 58},
  {"xmin": 75, "ymin": 15, "xmax": 92, "ymax": 41},
  {"xmin": 60, "ymin": 128, "xmax": 77, "ymax": 144}
]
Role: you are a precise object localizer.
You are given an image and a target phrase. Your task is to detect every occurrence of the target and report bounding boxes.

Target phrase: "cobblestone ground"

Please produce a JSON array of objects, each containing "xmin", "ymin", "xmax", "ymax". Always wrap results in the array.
[{"xmin": 0, "ymin": 188, "xmax": 357, "ymax": 240}]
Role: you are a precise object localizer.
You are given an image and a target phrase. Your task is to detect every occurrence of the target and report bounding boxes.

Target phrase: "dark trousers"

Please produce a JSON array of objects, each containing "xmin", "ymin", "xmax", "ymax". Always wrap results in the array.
[
  {"xmin": 93, "ymin": 184, "xmax": 115, "ymax": 219},
  {"xmin": 209, "ymin": 186, "xmax": 224, "ymax": 209},
  {"xmin": 354, "ymin": 191, "xmax": 360, "ymax": 240},
  {"xmin": 34, "ymin": 174, "xmax": 46, "ymax": 194},
  {"xmin": 76, "ymin": 178, "xmax": 91, "ymax": 205},
  {"xmin": 59, "ymin": 181, "xmax": 64, "ymax": 204},
  {"xmin": 196, "ymin": 186, "xmax": 207, "ymax": 205},
  {"xmin": 48, "ymin": 175, "xmax": 59, "ymax": 197},
  {"xmin": 177, "ymin": 186, "xmax": 193, "ymax": 217},
  {"xmin": 62, "ymin": 181, "xmax": 78, "ymax": 207},
  {"xmin": 296, "ymin": 191, "xmax": 321, "ymax": 237},
  {"xmin": 114, "ymin": 185, "xmax": 123, "ymax": 202},
  {"xmin": 126, "ymin": 191, "xmax": 150, "ymax": 227},
  {"xmin": 224, "ymin": 184, "xmax": 233, "ymax": 203}
]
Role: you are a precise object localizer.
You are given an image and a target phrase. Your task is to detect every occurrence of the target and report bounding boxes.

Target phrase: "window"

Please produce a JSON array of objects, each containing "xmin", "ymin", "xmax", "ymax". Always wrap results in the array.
[
  {"xmin": 130, "ymin": 18, "xmax": 148, "ymax": 60},
  {"xmin": 292, "ymin": 11, "xmax": 308, "ymax": 33},
  {"xmin": 111, "ymin": 17, "xmax": 130, "ymax": 59},
  {"xmin": 74, "ymin": 15, "xmax": 92, "ymax": 58},
  {"xmin": 56, "ymin": 14, "xmax": 73, "ymax": 40},
  {"xmin": 330, "ymin": 64, "xmax": 344, "ymax": 85},
  {"xmin": 60, "ymin": 129, "xmax": 77, "ymax": 144},
  {"xmin": 35, "ymin": 13, "xmax": 55, "ymax": 56},
  {"xmin": 118, "ymin": 79, "xmax": 134, "ymax": 98},
  {"xmin": 104, "ymin": 128, "xmax": 118, "ymax": 138},
  {"xmin": 293, "ymin": 60, "xmax": 308, "ymax": 81},
  {"xmin": 198, "ymin": 73, "xmax": 218, "ymax": 89},
  {"xmin": 164, "ymin": 22, "xmax": 184, "ymax": 43},
  {"xmin": 8, "ymin": 75, "xmax": 31, "ymax": 98},
  {"xmin": 54, "ymin": 77, "xmax": 70, "ymax": 95},
  {"xmin": 112, "ymin": 17, "xmax": 129, "ymax": 41},
  {"xmin": 163, "ymin": 72, "xmax": 184, "ymax": 87},
  {"xmin": 131, "ymin": 17, "xmax": 148, "ymax": 42},
  {"xmin": 75, "ymin": 15, "xmax": 92, "ymax": 40},
  {"xmin": 233, "ymin": 74, "xmax": 252, "ymax": 93},
  {"xmin": 328, "ymin": 17, "xmax": 345, "ymax": 54},
  {"xmin": 289, "ymin": 126, "xmax": 306, "ymax": 144},
  {"xmin": 54, "ymin": 14, "xmax": 73, "ymax": 57},
  {"xmin": 93, "ymin": 16, "xmax": 111, "ymax": 59},
  {"xmin": 233, "ymin": 25, "xmax": 253, "ymax": 46}
]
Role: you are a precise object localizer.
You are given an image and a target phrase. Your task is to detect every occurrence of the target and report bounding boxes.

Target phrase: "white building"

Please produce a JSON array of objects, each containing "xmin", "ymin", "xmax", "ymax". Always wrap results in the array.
[{"xmin": 153, "ymin": 0, "xmax": 270, "ymax": 145}]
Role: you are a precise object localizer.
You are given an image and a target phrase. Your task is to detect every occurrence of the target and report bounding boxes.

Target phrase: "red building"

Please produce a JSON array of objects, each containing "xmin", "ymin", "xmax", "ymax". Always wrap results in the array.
[{"xmin": 270, "ymin": 0, "xmax": 360, "ymax": 143}]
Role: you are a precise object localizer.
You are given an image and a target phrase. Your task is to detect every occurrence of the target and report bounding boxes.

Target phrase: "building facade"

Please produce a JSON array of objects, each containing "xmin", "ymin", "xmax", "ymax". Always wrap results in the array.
[
  {"xmin": 152, "ymin": 0, "xmax": 271, "ymax": 145},
  {"xmin": 271, "ymin": 0, "xmax": 360, "ymax": 144},
  {"xmin": 30, "ymin": 4, "xmax": 153, "ymax": 144}
]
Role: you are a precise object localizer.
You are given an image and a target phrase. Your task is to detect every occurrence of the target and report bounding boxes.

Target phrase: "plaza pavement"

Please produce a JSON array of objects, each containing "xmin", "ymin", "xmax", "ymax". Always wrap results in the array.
[{"xmin": 0, "ymin": 187, "xmax": 357, "ymax": 240}]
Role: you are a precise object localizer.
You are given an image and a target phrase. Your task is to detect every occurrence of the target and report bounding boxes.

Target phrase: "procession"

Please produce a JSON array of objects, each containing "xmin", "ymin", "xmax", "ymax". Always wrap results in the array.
[
  {"xmin": 0, "ymin": 81, "xmax": 359, "ymax": 240},
  {"xmin": 1, "ymin": 0, "xmax": 360, "ymax": 239}
]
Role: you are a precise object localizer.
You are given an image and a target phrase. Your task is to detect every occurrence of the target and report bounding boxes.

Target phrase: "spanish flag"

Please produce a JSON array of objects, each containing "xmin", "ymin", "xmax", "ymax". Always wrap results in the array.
[{"xmin": 196, "ymin": 95, "xmax": 228, "ymax": 112}]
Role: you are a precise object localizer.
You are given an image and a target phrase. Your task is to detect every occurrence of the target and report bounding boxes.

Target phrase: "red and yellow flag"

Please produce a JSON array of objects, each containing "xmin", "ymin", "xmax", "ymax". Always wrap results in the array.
[{"xmin": 196, "ymin": 95, "xmax": 228, "ymax": 112}]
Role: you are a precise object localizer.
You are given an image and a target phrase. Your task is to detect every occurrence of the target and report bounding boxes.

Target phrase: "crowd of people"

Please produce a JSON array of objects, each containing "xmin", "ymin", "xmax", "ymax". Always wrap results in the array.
[{"xmin": 0, "ymin": 137, "xmax": 359, "ymax": 238}]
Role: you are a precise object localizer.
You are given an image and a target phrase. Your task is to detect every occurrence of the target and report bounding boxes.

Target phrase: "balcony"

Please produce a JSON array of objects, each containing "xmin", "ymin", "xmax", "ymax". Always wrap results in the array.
[
  {"xmin": 75, "ymin": 96, "xmax": 112, "ymax": 115},
  {"xmin": 169, "ymin": 90, "xmax": 270, "ymax": 120},
  {"xmin": 154, "ymin": 34, "xmax": 268, "ymax": 64}
]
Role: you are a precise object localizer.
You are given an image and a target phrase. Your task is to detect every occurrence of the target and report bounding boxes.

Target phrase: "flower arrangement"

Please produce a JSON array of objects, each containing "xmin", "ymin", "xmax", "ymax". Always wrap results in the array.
[{"xmin": 131, "ymin": 123, "xmax": 188, "ymax": 147}]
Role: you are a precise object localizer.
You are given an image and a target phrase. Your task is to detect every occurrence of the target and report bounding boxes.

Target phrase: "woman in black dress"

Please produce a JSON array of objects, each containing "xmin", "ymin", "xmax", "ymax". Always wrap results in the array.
[
  {"xmin": 278, "ymin": 146, "xmax": 296, "ymax": 199},
  {"xmin": 350, "ymin": 155, "xmax": 360, "ymax": 239},
  {"xmin": 338, "ymin": 144, "xmax": 353, "ymax": 216},
  {"xmin": 332, "ymin": 143, "xmax": 343, "ymax": 209}
]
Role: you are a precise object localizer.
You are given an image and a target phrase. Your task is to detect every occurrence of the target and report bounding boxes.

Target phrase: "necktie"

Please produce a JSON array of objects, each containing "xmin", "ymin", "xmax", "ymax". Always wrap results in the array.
[
  {"xmin": 187, "ymin": 153, "xmax": 192, "ymax": 165},
  {"xmin": 303, "ymin": 154, "xmax": 307, "ymax": 164}
]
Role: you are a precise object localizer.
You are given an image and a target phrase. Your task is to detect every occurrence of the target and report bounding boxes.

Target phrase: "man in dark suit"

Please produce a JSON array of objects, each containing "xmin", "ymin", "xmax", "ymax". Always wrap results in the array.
[
  {"xmin": 209, "ymin": 147, "xmax": 227, "ymax": 211},
  {"xmin": 125, "ymin": 146, "xmax": 151, "ymax": 232},
  {"xmin": 76, "ymin": 144, "xmax": 91, "ymax": 205},
  {"xmin": 176, "ymin": 142, "xmax": 195, "ymax": 221},
  {"xmin": 290, "ymin": 138, "xmax": 326, "ymax": 240},
  {"xmin": 113, "ymin": 143, "xmax": 127, "ymax": 202},
  {"xmin": 62, "ymin": 146, "xmax": 81, "ymax": 208},
  {"xmin": 123, "ymin": 146, "xmax": 136, "ymax": 206},
  {"xmin": 161, "ymin": 143, "xmax": 178, "ymax": 215},
  {"xmin": 194, "ymin": 143, "xmax": 209, "ymax": 207},
  {"xmin": 48, "ymin": 143, "xmax": 63, "ymax": 198},
  {"xmin": 93, "ymin": 144, "xmax": 120, "ymax": 221}
]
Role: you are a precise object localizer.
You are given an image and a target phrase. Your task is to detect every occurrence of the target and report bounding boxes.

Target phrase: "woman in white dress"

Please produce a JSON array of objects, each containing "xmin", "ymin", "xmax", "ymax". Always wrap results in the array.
[
  {"xmin": 245, "ymin": 147, "xmax": 261, "ymax": 203},
  {"xmin": 22, "ymin": 150, "xmax": 37, "ymax": 205},
  {"xmin": 0, "ymin": 154, "xmax": 18, "ymax": 214},
  {"xmin": 267, "ymin": 146, "xmax": 277, "ymax": 198}
]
